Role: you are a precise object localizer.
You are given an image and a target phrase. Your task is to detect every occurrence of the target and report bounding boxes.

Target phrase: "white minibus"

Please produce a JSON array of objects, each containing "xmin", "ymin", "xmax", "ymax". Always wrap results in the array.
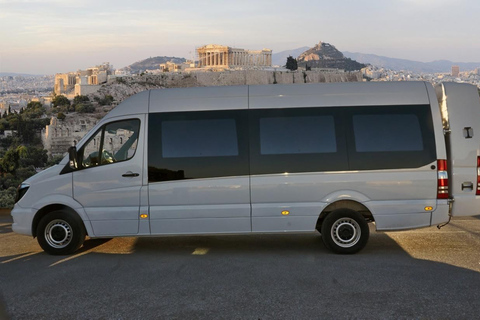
[{"xmin": 11, "ymin": 81, "xmax": 480, "ymax": 254}]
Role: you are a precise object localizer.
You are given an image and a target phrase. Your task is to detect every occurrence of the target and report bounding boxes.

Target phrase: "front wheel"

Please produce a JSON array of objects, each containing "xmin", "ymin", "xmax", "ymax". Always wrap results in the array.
[
  {"xmin": 36, "ymin": 210, "xmax": 86, "ymax": 255},
  {"xmin": 321, "ymin": 209, "xmax": 369, "ymax": 254}
]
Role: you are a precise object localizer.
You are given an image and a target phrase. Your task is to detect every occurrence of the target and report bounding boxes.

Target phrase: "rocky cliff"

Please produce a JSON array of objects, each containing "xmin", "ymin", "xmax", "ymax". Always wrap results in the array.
[{"xmin": 91, "ymin": 69, "xmax": 362, "ymax": 103}]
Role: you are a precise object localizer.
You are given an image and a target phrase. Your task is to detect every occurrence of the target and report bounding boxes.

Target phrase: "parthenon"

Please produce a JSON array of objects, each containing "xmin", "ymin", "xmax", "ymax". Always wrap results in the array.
[{"xmin": 197, "ymin": 44, "xmax": 272, "ymax": 69}]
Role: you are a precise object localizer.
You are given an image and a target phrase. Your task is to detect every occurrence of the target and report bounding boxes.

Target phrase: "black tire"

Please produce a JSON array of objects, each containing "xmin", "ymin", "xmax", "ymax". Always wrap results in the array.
[
  {"xmin": 321, "ymin": 208, "xmax": 369, "ymax": 254},
  {"xmin": 36, "ymin": 210, "xmax": 86, "ymax": 255}
]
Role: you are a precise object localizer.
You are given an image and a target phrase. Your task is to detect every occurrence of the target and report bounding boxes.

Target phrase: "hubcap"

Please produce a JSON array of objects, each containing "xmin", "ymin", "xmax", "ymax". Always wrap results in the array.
[
  {"xmin": 331, "ymin": 218, "xmax": 361, "ymax": 248},
  {"xmin": 44, "ymin": 219, "xmax": 72, "ymax": 249}
]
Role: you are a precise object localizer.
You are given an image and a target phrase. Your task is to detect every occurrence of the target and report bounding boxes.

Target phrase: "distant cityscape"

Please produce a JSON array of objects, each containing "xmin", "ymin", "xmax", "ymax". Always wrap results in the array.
[{"xmin": 1, "ymin": 42, "xmax": 479, "ymax": 124}]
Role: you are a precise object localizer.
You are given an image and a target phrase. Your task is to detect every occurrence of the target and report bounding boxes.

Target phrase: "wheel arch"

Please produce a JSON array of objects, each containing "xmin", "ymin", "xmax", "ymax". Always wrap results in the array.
[
  {"xmin": 32, "ymin": 204, "xmax": 89, "ymax": 238},
  {"xmin": 316, "ymin": 200, "xmax": 374, "ymax": 231}
]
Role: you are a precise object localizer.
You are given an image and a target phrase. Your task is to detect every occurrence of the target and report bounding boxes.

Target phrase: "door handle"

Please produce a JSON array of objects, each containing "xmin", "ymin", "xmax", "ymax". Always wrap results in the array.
[
  {"xmin": 462, "ymin": 182, "xmax": 473, "ymax": 191},
  {"xmin": 122, "ymin": 171, "xmax": 139, "ymax": 177}
]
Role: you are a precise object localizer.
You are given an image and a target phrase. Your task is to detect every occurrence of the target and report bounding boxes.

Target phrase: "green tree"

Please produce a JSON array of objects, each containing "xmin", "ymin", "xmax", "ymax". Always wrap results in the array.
[
  {"xmin": 75, "ymin": 104, "xmax": 96, "ymax": 113},
  {"xmin": 20, "ymin": 146, "xmax": 48, "ymax": 168},
  {"xmin": 96, "ymin": 94, "xmax": 114, "ymax": 106},
  {"xmin": 24, "ymin": 101, "xmax": 46, "ymax": 119},
  {"xmin": 0, "ymin": 187, "xmax": 16, "ymax": 208},
  {"xmin": 0, "ymin": 145, "xmax": 27, "ymax": 174},
  {"xmin": 285, "ymin": 56, "xmax": 298, "ymax": 71},
  {"xmin": 47, "ymin": 155, "xmax": 64, "ymax": 167},
  {"xmin": 57, "ymin": 112, "xmax": 66, "ymax": 121},
  {"xmin": 73, "ymin": 95, "xmax": 90, "ymax": 106},
  {"xmin": 52, "ymin": 95, "xmax": 70, "ymax": 108}
]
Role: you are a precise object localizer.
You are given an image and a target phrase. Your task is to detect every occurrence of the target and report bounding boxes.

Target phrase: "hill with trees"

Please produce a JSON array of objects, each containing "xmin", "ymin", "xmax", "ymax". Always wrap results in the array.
[
  {"xmin": 125, "ymin": 56, "xmax": 186, "ymax": 73},
  {"xmin": 297, "ymin": 42, "xmax": 366, "ymax": 71}
]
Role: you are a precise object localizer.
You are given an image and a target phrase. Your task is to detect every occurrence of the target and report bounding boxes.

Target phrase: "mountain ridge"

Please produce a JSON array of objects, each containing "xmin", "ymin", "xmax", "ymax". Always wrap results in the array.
[
  {"xmin": 343, "ymin": 52, "xmax": 480, "ymax": 73},
  {"xmin": 272, "ymin": 47, "xmax": 310, "ymax": 66}
]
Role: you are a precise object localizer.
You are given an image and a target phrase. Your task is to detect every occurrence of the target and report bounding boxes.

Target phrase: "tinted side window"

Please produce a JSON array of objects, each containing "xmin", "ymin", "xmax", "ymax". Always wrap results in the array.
[
  {"xmin": 260, "ymin": 116, "xmax": 337, "ymax": 154},
  {"xmin": 250, "ymin": 108, "xmax": 348, "ymax": 175},
  {"xmin": 347, "ymin": 105, "xmax": 436, "ymax": 170},
  {"xmin": 353, "ymin": 114, "xmax": 423, "ymax": 152},
  {"xmin": 148, "ymin": 110, "xmax": 248, "ymax": 182},
  {"xmin": 162, "ymin": 119, "xmax": 238, "ymax": 158}
]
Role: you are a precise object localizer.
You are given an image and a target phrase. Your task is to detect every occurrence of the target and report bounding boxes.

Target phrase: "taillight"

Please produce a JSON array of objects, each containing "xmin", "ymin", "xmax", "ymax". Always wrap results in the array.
[
  {"xmin": 476, "ymin": 156, "xmax": 480, "ymax": 195},
  {"xmin": 437, "ymin": 159, "xmax": 449, "ymax": 199}
]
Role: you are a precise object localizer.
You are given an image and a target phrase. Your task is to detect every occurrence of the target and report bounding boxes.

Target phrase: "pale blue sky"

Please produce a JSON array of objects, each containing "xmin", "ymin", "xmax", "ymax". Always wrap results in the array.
[{"xmin": 1, "ymin": 0, "xmax": 479, "ymax": 74}]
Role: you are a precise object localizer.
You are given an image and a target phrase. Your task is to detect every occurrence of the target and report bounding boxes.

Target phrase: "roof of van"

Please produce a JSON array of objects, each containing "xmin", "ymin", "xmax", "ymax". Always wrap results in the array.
[{"xmin": 105, "ymin": 81, "xmax": 432, "ymax": 118}]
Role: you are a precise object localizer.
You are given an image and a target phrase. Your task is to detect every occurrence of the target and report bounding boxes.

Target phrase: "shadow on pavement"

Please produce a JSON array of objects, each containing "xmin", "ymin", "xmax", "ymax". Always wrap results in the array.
[
  {"xmin": 0, "ymin": 291, "xmax": 9, "ymax": 320},
  {"xmin": 78, "ymin": 238, "xmax": 113, "ymax": 252},
  {"xmin": 2, "ymin": 217, "xmax": 480, "ymax": 319},
  {"xmin": 0, "ymin": 224, "xmax": 11, "ymax": 235}
]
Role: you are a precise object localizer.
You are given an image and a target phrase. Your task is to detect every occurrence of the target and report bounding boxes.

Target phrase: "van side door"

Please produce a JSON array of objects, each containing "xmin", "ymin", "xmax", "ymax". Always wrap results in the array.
[
  {"xmin": 147, "ymin": 110, "xmax": 251, "ymax": 234},
  {"xmin": 73, "ymin": 115, "xmax": 145, "ymax": 236}
]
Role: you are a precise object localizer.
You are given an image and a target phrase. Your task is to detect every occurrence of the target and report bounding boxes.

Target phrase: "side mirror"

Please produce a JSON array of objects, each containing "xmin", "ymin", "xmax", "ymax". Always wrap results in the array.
[{"xmin": 68, "ymin": 146, "xmax": 78, "ymax": 169}]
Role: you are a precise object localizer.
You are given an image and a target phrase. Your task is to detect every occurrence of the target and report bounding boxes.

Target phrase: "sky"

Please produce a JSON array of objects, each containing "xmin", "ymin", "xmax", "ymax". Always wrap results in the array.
[{"xmin": 1, "ymin": 0, "xmax": 479, "ymax": 75}]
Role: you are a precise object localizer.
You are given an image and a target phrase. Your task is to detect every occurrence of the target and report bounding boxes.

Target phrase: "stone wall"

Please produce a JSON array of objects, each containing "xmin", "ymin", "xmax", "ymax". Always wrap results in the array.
[
  {"xmin": 42, "ymin": 115, "xmax": 98, "ymax": 157},
  {"xmin": 99, "ymin": 69, "xmax": 362, "ymax": 103}
]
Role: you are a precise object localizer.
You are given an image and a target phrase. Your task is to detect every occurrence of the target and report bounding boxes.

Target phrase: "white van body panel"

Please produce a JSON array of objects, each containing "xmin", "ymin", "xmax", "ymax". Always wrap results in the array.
[
  {"xmin": 436, "ymin": 82, "xmax": 480, "ymax": 216},
  {"xmin": 72, "ymin": 114, "xmax": 146, "ymax": 236},
  {"xmin": 103, "ymin": 90, "xmax": 150, "ymax": 118},
  {"xmin": 149, "ymin": 86, "xmax": 248, "ymax": 112},
  {"xmin": 149, "ymin": 177, "xmax": 251, "ymax": 234},
  {"xmin": 250, "ymin": 165, "xmax": 439, "ymax": 232},
  {"xmin": 11, "ymin": 162, "xmax": 94, "ymax": 236},
  {"xmin": 248, "ymin": 81, "xmax": 430, "ymax": 109}
]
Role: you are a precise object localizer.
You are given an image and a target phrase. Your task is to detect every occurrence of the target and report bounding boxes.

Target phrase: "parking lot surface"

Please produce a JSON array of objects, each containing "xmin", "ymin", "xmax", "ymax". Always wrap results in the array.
[{"xmin": 1, "ymin": 214, "xmax": 480, "ymax": 319}]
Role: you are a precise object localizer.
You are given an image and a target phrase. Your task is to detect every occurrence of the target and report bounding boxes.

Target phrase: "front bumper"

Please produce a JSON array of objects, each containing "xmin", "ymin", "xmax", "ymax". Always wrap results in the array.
[{"xmin": 11, "ymin": 204, "xmax": 35, "ymax": 236}]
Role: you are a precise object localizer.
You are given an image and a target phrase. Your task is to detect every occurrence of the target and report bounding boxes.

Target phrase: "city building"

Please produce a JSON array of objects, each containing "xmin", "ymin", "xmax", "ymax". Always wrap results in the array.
[
  {"xmin": 452, "ymin": 65, "xmax": 460, "ymax": 77},
  {"xmin": 54, "ymin": 63, "xmax": 114, "ymax": 98},
  {"xmin": 196, "ymin": 44, "xmax": 272, "ymax": 70},
  {"xmin": 160, "ymin": 60, "xmax": 195, "ymax": 72}
]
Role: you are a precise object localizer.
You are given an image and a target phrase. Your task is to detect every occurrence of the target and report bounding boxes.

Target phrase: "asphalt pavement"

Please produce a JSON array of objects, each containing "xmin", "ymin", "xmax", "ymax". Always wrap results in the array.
[{"xmin": 1, "ymin": 213, "xmax": 480, "ymax": 320}]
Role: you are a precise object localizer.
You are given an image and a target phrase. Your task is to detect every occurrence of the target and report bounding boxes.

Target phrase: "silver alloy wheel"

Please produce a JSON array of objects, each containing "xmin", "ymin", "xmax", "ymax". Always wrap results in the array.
[
  {"xmin": 330, "ymin": 217, "xmax": 361, "ymax": 248},
  {"xmin": 44, "ymin": 219, "xmax": 73, "ymax": 249}
]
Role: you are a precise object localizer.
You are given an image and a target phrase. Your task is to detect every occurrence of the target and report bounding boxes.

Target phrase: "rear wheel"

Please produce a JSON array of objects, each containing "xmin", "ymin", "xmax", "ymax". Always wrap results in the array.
[
  {"xmin": 321, "ymin": 209, "xmax": 369, "ymax": 254},
  {"xmin": 36, "ymin": 210, "xmax": 86, "ymax": 255}
]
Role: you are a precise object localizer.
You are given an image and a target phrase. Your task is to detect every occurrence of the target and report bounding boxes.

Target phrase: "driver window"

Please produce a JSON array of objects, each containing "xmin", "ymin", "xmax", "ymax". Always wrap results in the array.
[
  {"xmin": 82, "ymin": 129, "xmax": 102, "ymax": 167},
  {"xmin": 81, "ymin": 119, "xmax": 140, "ymax": 168},
  {"xmin": 103, "ymin": 119, "xmax": 140, "ymax": 163}
]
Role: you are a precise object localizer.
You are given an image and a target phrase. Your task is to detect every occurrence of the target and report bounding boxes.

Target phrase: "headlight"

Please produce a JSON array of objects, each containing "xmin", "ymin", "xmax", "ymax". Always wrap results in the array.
[{"xmin": 15, "ymin": 183, "xmax": 30, "ymax": 203}]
